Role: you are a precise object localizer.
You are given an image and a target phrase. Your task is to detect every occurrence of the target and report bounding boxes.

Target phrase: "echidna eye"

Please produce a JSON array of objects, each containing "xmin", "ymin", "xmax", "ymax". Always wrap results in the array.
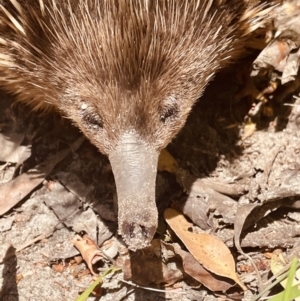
[
  {"xmin": 83, "ymin": 113, "xmax": 103, "ymax": 130},
  {"xmin": 160, "ymin": 105, "xmax": 178, "ymax": 124}
]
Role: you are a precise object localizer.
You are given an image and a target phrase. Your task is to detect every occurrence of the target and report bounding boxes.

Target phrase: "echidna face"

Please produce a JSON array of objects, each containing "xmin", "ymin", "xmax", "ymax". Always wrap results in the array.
[{"xmin": 59, "ymin": 73, "xmax": 202, "ymax": 249}]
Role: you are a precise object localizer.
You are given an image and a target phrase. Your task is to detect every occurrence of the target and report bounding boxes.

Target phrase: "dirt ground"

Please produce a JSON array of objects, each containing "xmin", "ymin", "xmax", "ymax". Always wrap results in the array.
[{"xmin": 1, "ymin": 50, "xmax": 300, "ymax": 301}]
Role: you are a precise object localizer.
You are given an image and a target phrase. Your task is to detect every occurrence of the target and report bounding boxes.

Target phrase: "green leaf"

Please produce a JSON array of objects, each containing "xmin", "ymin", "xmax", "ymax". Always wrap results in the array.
[
  {"xmin": 75, "ymin": 266, "xmax": 120, "ymax": 301},
  {"xmin": 283, "ymin": 258, "xmax": 299, "ymax": 301},
  {"xmin": 268, "ymin": 284, "xmax": 300, "ymax": 301}
]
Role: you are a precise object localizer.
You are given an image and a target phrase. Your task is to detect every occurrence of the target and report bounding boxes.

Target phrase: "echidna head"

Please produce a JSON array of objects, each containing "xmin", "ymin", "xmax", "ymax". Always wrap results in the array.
[{"xmin": 59, "ymin": 44, "xmax": 204, "ymax": 249}]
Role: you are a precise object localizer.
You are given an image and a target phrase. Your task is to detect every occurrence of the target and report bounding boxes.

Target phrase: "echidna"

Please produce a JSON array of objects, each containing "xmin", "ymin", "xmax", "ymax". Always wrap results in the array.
[{"xmin": 0, "ymin": 0, "xmax": 272, "ymax": 250}]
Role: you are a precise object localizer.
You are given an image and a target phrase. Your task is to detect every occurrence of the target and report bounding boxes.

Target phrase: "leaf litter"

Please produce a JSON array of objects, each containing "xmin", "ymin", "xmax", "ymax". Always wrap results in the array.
[{"xmin": 164, "ymin": 208, "xmax": 246, "ymax": 291}]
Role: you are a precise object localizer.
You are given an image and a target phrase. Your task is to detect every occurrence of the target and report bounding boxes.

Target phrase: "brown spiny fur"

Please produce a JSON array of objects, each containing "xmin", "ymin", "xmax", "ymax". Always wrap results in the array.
[{"xmin": 0, "ymin": 0, "xmax": 272, "ymax": 155}]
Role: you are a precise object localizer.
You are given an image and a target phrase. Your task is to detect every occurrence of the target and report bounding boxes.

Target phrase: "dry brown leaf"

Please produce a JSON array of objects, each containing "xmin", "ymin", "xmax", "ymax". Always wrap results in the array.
[
  {"xmin": 0, "ymin": 136, "xmax": 84, "ymax": 215},
  {"xmin": 0, "ymin": 131, "xmax": 31, "ymax": 164},
  {"xmin": 157, "ymin": 149, "xmax": 178, "ymax": 174},
  {"xmin": 172, "ymin": 244, "xmax": 234, "ymax": 292},
  {"xmin": 72, "ymin": 234, "xmax": 103, "ymax": 276},
  {"xmin": 52, "ymin": 263, "xmax": 65, "ymax": 273},
  {"xmin": 91, "ymin": 284, "xmax": 103, "ymax": 298},
  {"xmin": 234, "ymin": 203, "xmax": 260, "ymax": 254},
  {"xmin": 173, "ymin": 178, "xmax": 238, "ymax": 229},
  {"xmin": 164, "ymin": 208, "xmax": 246, "ymax": 291}
]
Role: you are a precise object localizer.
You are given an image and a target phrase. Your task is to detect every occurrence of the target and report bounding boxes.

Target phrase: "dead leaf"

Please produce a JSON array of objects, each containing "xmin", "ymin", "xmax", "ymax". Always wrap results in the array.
[
  {"xmin": 199, "ymin": 178, "xmax": 248, "ymax": 197},
  {"xmin": 52, "ymin": 263, "xmax": 65, "ymax": 273},
  {"xmin": 242, "ymin": 122, "xmax": 256, "ymax": 140},
  {"xmin": 72, "ymin": 234, "xmax": 103, "ymax": 276},
  {"xmin": 252, "ymin": 40, "xmax": 291, "ymax": 75},
  {"xmin": 172, "ymin": 243, "xmax": 234, "ymax": 292},
  {"xmin": 91, "ymin": 284, "xmax": 103, "ymax": 298},
  {"xmin": 101, "ymin": 238, "xmax": 119, "ymax": 259},
  {"xmin": 234, "ymin": 195, "xmax": 300, "ymax": 252},
  {"xmin": 173, "ymin": 177, "xmax": 238, "ymax": 229},
  {"xmin": 0, "ymin": 136, "xmax": 84, "ymax": 215},
  {"xmin": 174, "ymin": 171, "xmax": 239, "ymax": 230},
  {"xmin": 164, "ymin": 208, "xmax": 246, "ymax": 291},
  {"xmin": 251, "ymin": 1, "xmax": 300, "ymax": 84},
  {"xmin": 0, "ymin": 131, "xmax": 31, "ymax": 164},
  {"xmin": 158, "ymin": 149, "xmax": 178, "ymax": 174},
  {"xmin": 43, "ymin": 179, "xmax": 114, "ymax": 246},
  {"xmin": 234, "ymin": 203, "xmax": 260, "ymax": 254}
]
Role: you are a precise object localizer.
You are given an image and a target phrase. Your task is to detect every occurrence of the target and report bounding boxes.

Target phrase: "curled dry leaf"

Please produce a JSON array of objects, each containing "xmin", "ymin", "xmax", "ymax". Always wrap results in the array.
[
  {"xmin": 72, "ymin": 234, "xmax": 103, "ymax": 276},
  {"xmin": 252, "ymin": 40, "xmax": 292, "ymax": 75},
  {"xmin": 252, "ymin": 1, "xmax": 300, "ymax": 85},
  {"xmin": 234, "ymin": 203, "xmax": 260, "ymax": 254},
  {"xmin": 164, "ymin": 208, "xmax": 246, "ymax": 291},
  {"xmin": 101, "ymin": 239, "xmax": 119, "ymax": 260}
]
